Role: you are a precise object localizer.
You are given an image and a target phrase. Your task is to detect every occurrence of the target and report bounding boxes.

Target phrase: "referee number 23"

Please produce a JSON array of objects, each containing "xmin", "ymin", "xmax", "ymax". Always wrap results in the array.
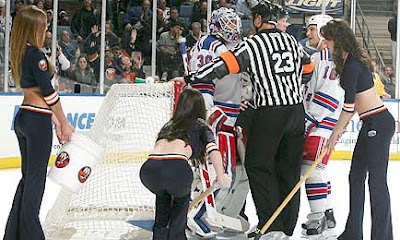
[{"xmin": 272, "ymin": 52, "xmax": 295, "ymax": 73}]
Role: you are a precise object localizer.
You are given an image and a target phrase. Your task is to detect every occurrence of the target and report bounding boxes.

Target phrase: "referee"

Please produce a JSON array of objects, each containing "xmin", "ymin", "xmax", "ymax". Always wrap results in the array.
[{"xmin": 182, "ymin": 1, "xmax": 313, "ymax": 238}]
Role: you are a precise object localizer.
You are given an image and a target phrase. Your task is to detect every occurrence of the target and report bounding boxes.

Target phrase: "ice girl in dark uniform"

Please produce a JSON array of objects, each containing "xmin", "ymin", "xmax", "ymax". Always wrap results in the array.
[
  {"xmin": 322, "ymin": 20, "xmax": 394, "ymax": 240},
  {"xmin": 140, "ymin": 88, "xmax": 231, "ymax": 240},
  {"xmin": 3, "ymin": 6, "xmax": 74, "ymax": 240}
]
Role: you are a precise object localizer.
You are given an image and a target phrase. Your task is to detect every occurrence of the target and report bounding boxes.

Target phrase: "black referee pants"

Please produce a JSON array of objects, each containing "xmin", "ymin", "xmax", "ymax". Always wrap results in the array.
[
  {"xmin": 4, "ymin": 109, "xmax": 53, "ymax": 240},
  {"xmin": 245, "ymin": 104, "xmax": 304, "ymax": 236}
]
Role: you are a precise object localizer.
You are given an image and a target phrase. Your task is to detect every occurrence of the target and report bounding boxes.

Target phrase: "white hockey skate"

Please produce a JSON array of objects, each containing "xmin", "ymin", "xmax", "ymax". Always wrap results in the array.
[{"xmin": 303, "ymin": 212, "xmax": 327, "ymax": 235}]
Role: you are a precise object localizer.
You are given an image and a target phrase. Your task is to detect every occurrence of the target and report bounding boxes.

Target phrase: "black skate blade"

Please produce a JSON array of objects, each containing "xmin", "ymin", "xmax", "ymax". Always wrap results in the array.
[{"xmin": 306, "ymin": 228, "xmax": 321, "ymax": 235}]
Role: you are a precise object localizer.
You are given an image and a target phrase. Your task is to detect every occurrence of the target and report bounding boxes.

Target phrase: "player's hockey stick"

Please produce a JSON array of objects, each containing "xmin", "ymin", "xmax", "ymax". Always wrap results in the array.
[{"xmin": 254, "ymin": 148, "xmax": 328, "ymax": 240}]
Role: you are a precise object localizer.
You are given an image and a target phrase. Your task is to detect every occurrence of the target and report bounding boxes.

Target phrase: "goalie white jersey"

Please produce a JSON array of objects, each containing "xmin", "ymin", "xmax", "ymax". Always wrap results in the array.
[
  {"xmin": 190, "ymin": 35, "xmax": 242, "ymax": 126},
  {"xmin": 189, "ymin": 35, "xmax": 228, "ymax": 71},
  {"xmin": 303, "ymin": 48, "xmax": 344, "ymax": 139}
]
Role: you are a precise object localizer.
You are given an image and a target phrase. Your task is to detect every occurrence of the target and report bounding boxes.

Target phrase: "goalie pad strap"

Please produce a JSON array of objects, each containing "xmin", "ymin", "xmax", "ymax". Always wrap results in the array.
[
  {"xmin": 207, "ymin": 106, "xmax": 228, "ymax": 133},
  {"xmin": 218, "ymin": 132, "xmax": 237, "ymax": 174}
]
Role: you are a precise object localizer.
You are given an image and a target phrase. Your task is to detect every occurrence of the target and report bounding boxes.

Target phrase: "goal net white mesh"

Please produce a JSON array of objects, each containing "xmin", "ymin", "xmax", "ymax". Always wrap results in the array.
[{"xmin": 44, "ymin": 83, "xmax": 181, "ymax": 240}]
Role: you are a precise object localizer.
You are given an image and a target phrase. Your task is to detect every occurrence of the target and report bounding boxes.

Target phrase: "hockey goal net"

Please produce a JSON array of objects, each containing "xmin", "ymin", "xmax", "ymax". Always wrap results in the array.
[{"xmin": 44, "ymin": 82, "xmax": 182, "ymax": 240}]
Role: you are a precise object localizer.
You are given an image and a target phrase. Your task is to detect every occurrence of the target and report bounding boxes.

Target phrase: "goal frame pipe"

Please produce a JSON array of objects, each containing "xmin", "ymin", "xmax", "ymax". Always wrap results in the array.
[{"xmin": 254, "ymin": 148, "xmax": 328, "ymax": 239}]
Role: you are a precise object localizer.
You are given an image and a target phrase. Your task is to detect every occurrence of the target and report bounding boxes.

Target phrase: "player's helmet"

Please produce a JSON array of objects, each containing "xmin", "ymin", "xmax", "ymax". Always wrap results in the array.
[
  {"xmin": 307, "ymin": 14, "xmax": 333, "ymax": 40},
  {"xmin": 210, "ymin": 7, "xmax": 242, "ymax": 43},
  {"xmin": 251, "ymin": 0, "xmax": 278, "ymax": 25}
]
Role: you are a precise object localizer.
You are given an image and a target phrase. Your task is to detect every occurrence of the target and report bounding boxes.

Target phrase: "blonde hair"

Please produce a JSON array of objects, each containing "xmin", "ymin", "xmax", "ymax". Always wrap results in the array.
[{"xmin": 11, "ymin": 5, "xmax": 54, "ymax": 87}]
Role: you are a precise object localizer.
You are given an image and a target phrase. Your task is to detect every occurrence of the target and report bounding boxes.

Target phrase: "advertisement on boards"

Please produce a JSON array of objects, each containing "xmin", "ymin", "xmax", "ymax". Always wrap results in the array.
[
  {"xmin": 0, "ymin": 95, "xmax": 399, "ymax": 168},
  {"xmin": 0, "ymin": 94, "xmax": 103, "ymax": 168},
  {"xmin": 285, "ymin": 0, "xmax": 344, "ymax": 15}
]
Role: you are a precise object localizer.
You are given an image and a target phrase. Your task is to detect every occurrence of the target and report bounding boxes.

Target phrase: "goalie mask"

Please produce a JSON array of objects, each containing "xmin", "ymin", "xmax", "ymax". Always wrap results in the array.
[{"xmin": 210, "ymin": 7, "xmax": 242, "ymax": 43}]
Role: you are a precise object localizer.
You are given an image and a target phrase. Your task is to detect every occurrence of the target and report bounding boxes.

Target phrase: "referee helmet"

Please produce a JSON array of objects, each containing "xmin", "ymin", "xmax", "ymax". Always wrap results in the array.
[{"xmin": 251, "ymin": 1, "xmax": 278, "ymax": 25}]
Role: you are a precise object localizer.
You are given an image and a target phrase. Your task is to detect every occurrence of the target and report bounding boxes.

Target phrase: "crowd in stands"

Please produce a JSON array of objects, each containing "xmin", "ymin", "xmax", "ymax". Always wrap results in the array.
[
  {"xmin": 0, "ymin": 0, "xmax": 397, "ymax": 96},
  {"xmin": 0, "ymin": 0, "xmax": 272, "ymax": 93}
]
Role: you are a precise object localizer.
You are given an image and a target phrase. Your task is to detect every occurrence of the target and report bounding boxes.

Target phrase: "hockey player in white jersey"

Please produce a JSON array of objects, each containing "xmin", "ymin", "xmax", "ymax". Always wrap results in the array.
[
  {"xmin": 187, "ymin": 7, "xmax": 250, "ymax": 238},
  {"xmin": 301, "ymin": 14, "xmax": 343, "ymax": 237}
]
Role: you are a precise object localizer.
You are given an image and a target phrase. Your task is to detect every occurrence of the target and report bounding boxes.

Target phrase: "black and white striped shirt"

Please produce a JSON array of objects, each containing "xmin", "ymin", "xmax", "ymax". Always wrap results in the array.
[{"xmin": 189, "ymin": 28, "xmax": 311, "ymax": 107}]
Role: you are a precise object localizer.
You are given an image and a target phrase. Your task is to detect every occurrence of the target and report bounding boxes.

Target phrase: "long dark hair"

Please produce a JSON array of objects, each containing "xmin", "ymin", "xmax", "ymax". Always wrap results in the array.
[
  {"xmin": 320, "ymin": 19, "xmax": 373, "ymax": 75},
  {"xmin": 157, "ymin": 88, "xmax": 207, "ymax": 144}
]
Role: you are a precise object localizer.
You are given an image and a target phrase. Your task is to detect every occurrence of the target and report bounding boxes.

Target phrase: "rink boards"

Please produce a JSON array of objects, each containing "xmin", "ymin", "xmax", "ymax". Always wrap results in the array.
[{"xmin": 1, "ymin": 94, "xmax": 400, "ymax": 169}]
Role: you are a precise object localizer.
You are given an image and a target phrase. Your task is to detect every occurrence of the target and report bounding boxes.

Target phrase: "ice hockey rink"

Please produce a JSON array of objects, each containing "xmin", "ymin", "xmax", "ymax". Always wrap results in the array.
[{"xmin": 0, "ymin": 160, "xmax": 399, "ymax": 240}]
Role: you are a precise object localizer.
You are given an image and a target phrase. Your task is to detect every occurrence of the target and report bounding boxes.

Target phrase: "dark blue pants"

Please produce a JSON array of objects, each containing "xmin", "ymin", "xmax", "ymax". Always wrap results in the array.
[
  {"xmin": 4, "ymin": 109, "xmax": 53, "ymax": 240},
  {"xmin": 140, "ymin": 156, "xmax": 193, "ymax": 240},
  {"xmin": 340, "ymin": 110, "xmax": 394, "ymax": 240}
]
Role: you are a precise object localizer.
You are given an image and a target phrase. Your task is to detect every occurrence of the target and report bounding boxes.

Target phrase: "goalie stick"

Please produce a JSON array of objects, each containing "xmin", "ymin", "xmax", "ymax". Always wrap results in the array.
[
  {"xmin": 190, "ymin": 180, "xmax": 219, "ymax": 209},
  {"xmin": 178, "ymin": 37, "xmax": 190, "ymax": 76}
]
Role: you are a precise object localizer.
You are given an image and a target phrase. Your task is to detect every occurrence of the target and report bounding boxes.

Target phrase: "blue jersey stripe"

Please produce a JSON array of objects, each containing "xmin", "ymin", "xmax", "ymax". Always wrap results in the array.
[
  {"xmin": 316, "ymin": 91, "xmax": 339, "ymax": 105},
  {"xmin": 312, "ymin": 99, "xmax": 335, "ymax": 112}
]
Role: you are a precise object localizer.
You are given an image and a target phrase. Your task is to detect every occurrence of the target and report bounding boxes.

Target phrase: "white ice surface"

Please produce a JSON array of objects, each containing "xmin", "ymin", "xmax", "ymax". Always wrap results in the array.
[{"xmin": 0, "ymin": 161, "xmax": 399, "ymax": 239}]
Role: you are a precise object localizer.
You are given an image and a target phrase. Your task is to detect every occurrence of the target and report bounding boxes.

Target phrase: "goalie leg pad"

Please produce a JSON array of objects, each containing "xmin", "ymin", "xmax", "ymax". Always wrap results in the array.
[
  {"xmin": 214, "ymin": 131, "xmax": 237, "ymax": 208},
  {"xmin": 187, "ymin": 203, "xmax": 217, "ymax": 237},
  {"xmin": 215, "ymin": 133, "xmax": 250, "ymax": 232},
  {"xmin": 188, "ymin": 163, "xmax": 221, "ymax": 235},
  {"xmin": 216, "ymin": 163, "xmax": 249, "ymax": 219},
  {"xmin": 207, "ymin": 106, "xmax": 228, "ymax": 134},
  {"xmin": 217, "ymin": 131, "xmax": 237, "ymax": 180},
  {"xmin": 189, "ymin": 165, "xmax": 218, "ymax": 236}
]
